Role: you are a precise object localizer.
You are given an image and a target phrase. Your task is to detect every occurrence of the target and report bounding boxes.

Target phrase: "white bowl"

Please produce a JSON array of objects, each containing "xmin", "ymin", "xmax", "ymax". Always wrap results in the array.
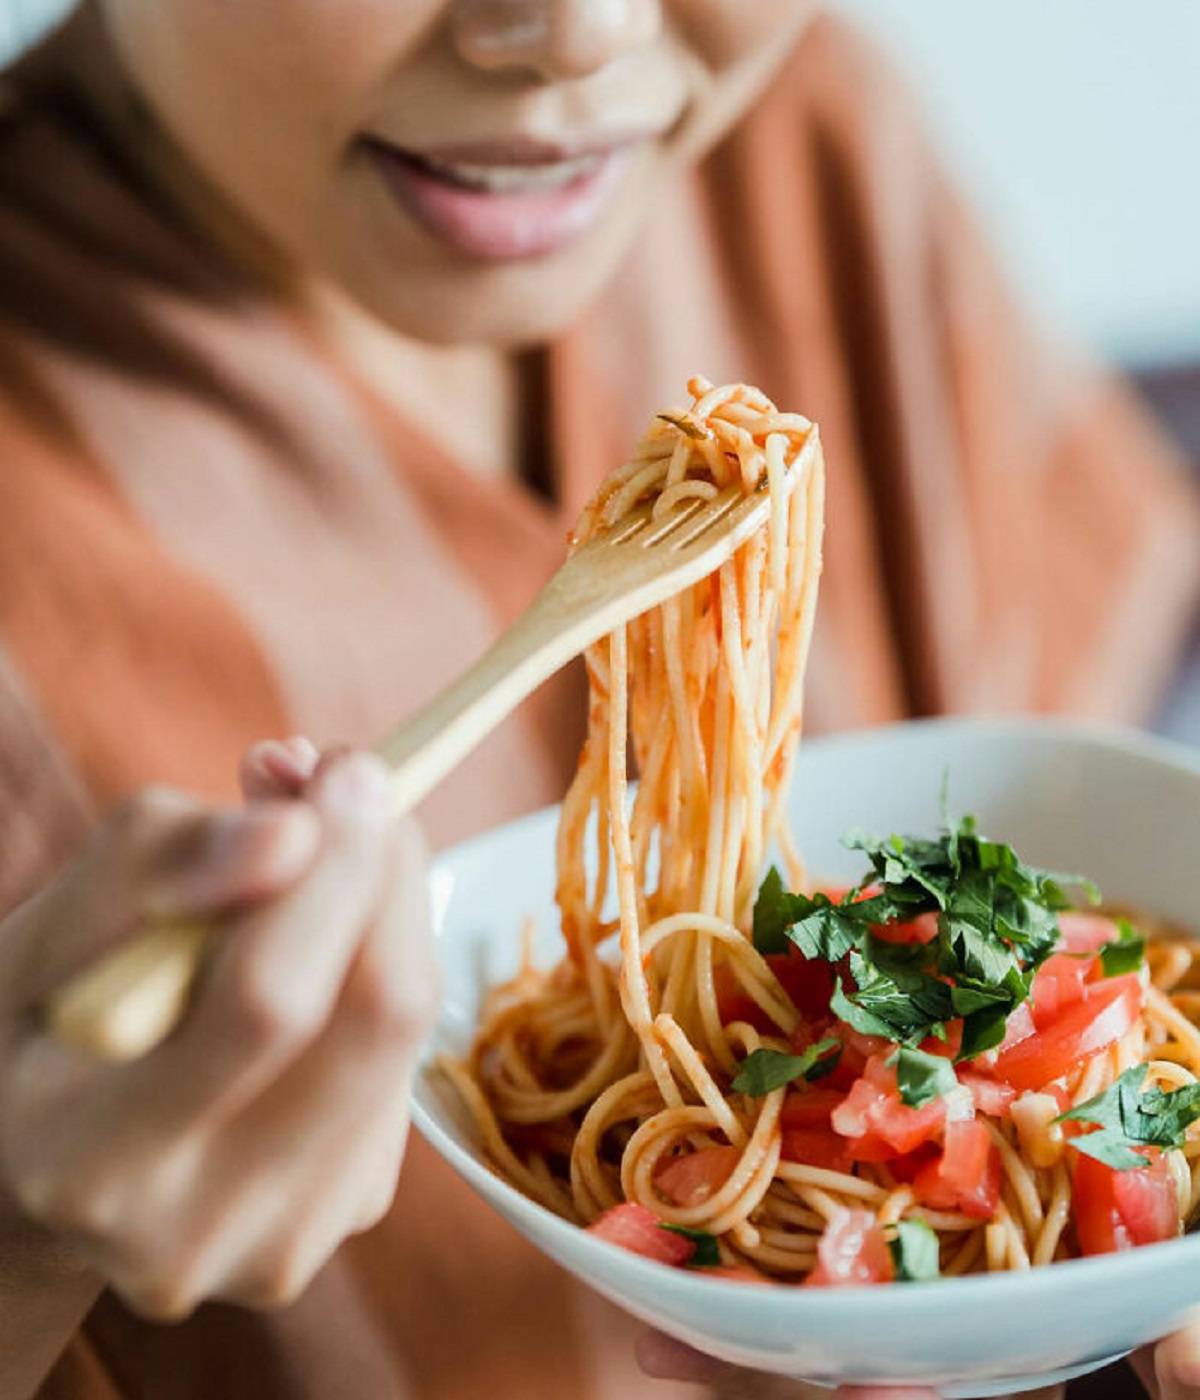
[{"xmin": 412, "ymin": 718, "xmax": 1200, "ymax": 1396}]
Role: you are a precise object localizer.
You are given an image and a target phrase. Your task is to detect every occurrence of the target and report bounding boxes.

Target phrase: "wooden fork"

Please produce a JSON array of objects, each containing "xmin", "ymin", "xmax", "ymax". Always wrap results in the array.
[{"xmin": 48, "ymin": 480, "xmax": 777, "ymax": 1062}]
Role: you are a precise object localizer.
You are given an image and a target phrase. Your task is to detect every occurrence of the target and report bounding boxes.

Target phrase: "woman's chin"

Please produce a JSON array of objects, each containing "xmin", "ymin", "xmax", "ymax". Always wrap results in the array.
[{"xmin": 321, "ymin": 154, "xmax": 654, "ymax": 347}]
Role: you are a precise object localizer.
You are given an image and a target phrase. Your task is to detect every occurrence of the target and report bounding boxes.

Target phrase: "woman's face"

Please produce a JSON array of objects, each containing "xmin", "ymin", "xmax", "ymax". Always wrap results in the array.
[{"xmin": 96, "ymin": 0, "xmax": 813, "ymax": 344}]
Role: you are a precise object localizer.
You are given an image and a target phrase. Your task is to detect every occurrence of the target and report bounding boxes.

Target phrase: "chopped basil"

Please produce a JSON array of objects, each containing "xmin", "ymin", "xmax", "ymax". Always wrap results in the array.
[
  {"xmin": 1056, "ymin": 1064, "xmax": 1200, "ymax": 1170},
  {"xmin": 731, "ymin": 1040, "xmax": 842, "ymax": 1096},
  {"xmin": 892, "ymin": 1046, "xmax": 958, "ymax": 1109},
  {"xmin": 887, "ymin": 1219, "xmax": 941, "ymax": 1282},
  {"xmin": 750, "ymin": 811, "xmax": 1100, "ymax": 1063},
  {"xmin": 1100, "ymin": 920, "xmax": 1146, "ymax": 978},
  {"xmin": 660, "ymin": 1224, "xmax": 721, "ymax": 1267}
]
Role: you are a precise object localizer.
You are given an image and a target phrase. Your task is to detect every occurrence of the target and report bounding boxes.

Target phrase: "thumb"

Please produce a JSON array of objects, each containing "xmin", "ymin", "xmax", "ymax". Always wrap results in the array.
[{"xmin": 4, "ymin": 788, "xmax": 321, "ymax": 1007}]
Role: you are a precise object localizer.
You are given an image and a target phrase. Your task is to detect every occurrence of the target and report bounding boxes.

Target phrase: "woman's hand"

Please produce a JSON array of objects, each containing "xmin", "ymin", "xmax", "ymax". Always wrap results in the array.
[{"xmin": 0, "ymin": 738, "xmax": 438, "ymax": 1324}]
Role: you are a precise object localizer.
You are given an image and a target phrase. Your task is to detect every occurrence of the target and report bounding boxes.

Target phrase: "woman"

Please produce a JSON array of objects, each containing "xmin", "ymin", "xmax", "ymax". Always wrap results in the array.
[{"xmin": 0, "ymin": 3, "xmax": 1196, "ymax": 1398}]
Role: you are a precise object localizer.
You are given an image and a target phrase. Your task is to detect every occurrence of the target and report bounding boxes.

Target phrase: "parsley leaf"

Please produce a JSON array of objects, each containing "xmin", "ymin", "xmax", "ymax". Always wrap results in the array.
[
  {"xmin": 732, "ymin": 1040, "xmax": 842, "ymax": 1096},
  {"xmin": 1100, "ymin": 920, "xmax": 1146, "ymax": 978},
  {"xmin": 887, "ymin": 1219, "xmax": 941, "ymax": 1282},
  {"xmin": 1057, "ymin": 1064, "xmax": 1200, "ymax": 1170},
  {"xmin": 753, "ymin": 807, "xmax": 1102, "ymax": 1067},
  {"xmin": 893, "ymin": 1046, "xmax": 959, "ymax": 1108},
  {"xmin": 660, "ymin": 1224, "xmax": 722, "ymax": 1267}
]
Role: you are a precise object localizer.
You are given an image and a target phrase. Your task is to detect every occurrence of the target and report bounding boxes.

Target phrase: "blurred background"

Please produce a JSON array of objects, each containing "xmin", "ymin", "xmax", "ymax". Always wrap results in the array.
[{"xmin": 4, "ymin": 0, "xmax": 1197, "ymax": 736}]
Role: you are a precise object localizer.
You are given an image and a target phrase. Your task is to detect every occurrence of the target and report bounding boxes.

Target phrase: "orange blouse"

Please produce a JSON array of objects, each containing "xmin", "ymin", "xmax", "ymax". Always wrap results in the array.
[{"xmin": 1, "ymin": 14, "xmax": 1195, "ymax": 1399}]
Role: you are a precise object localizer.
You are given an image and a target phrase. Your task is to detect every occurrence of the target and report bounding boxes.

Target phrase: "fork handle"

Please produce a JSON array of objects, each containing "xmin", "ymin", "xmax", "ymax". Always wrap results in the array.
[
  {"xmin": 376, "ymin": 579, "xmax": 576, "ymax": 810},
  {"xmin": 47, "ymin": 583, "xmax": 581, "ymax": 1062}
]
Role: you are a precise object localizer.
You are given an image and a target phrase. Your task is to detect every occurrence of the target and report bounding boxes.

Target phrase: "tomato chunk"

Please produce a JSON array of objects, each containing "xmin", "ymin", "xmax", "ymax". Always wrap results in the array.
[
  {"xmin": 913, "ymin": 1119, "xmax": 1000, "ymax": 1219},
  {"xmin": 780, "ymin": 1127, "xmax": 855, "ymax": 1173},
  {"xmin": 1031, "ymin": 952, "xmax": 1097, "ymax": 1029},
  {"xmin": 831, "ymin": 1055, "xmax": 948, "ymax": 1159},
  {"xmin": 872, "ymin": 912, "xmax": 940, "ymax": 946},
  {"xmin": 585, "ymin": 1203, "xmax": 695, "ymax": 1266},
  {"xmin": 780, "ymin": 1087, "xmax": 845, "ymax": 1129},
  {"xmin": 990, "ymin": 976, "xmax": 1142, "ymax": 1092},
  {"xmin": 1058, "ymin": 912, "xmax": 1122, "ymax": 955},
  {"xmin": 769, "ymin": 949, "xmax": 837, "ymax": 1019},
  {"xmin": 654, "ymin": 1147, "xmax": 740, "ymax": 1209},
  {"xmin": 958, "ymin": 1072, "xmax": 1016, "ymax": 1119},
  {"xmin": 806, "ymin": 1208, "xmax": 894, "ymax": 1287},
  {"xmin": 715, "ymin": 949, "xmax": 835, "ymax": 1031},
  {"xmin": 1072, "ymin": 1150, "xmax": 1180, "ymax": 1256}
]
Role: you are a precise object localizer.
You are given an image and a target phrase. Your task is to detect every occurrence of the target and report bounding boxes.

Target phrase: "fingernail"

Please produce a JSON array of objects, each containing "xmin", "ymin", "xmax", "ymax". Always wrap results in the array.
[
  {"xmin": 314, "ymin": 752, "xmax": 392, "ymax": 822},
  {"xmin": 253, "ymin": 738, "xmax": 318, "ymax": 786},
  {"xmin": 277, "ymin": 736, "xmax": 320, "ymax": 775}
]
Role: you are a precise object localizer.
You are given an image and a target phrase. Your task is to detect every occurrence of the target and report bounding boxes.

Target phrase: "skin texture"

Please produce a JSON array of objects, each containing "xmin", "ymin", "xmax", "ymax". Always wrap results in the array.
[
  {"xmin": 89, "ymin": 0, "xmax": 815, "ymax": 345},
  {"xmin": 5, "ymin": 3, "xmax": 1197, "ymax": 1397},
  {"xmin": 0, "ymin": 742, "xmax": 438, "ymax": 1396}
]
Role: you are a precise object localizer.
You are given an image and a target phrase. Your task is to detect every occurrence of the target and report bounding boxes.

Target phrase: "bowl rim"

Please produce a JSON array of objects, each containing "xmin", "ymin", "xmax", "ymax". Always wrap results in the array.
[{"xmin": 414, "ymin": 714, "xmax": 1200, "ymax": 1315}]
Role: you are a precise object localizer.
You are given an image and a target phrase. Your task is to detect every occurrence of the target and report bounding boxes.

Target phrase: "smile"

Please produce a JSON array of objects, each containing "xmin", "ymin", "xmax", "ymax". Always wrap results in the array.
[{"xmin": 365, "ymin": 136, "xmax": 642, "ymax": 262}]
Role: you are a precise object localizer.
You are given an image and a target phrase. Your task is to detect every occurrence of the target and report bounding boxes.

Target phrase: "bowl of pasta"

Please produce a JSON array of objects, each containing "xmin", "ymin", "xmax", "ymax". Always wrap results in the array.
[
  {"xmin": 411, "ymin": 384, "xmax": 1200, "ymax": 1395},
  {"xmin": 414, "ymin": 718, "xmax": 1200, "ymax": 1396}
]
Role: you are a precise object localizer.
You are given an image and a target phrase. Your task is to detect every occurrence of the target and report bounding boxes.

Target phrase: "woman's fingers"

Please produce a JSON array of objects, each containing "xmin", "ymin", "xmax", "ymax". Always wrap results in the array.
[
  {"xmin": 239, "ymin": 737, "xmax": 321, "ymax": 802},
  {"xmin": 148, "ymin": 751, "xmax": 399, "ymax": 1115},
  {"xmin": 635, "ymin": 1330, "xmax": 729, "ymax": 1384},
  {"xmin": 7, "ymin": 791, "xmax": 320, "ymax": 1011},
  {"xmin": 1135, "ymin": 1321, "xmax": 1200, "ymax": 1400}
]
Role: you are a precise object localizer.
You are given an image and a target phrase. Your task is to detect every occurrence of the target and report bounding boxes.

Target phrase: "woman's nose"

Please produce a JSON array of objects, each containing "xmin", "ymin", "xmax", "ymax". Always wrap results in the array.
[{"xmin": 451, "ymin": 0, "xmax": 662, "ymax": 81}]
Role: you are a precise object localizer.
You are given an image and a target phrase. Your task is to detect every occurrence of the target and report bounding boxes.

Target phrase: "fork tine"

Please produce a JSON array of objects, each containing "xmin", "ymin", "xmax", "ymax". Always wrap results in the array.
[
  {"xmin": 637, "ymin": 496, "xmax": 707, "ymax": 547},
  {"xmin": 666, "ymin": 489, "xmax": 747, "ymax": 552},
  {"xmin": 605, "ymin": 503, "xmax": 654, "ymax": 545}
]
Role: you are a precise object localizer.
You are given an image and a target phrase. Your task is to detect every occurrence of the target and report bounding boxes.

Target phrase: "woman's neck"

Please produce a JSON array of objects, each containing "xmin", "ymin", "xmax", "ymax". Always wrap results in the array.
[{"xmin": 310, "ymin": 288, "xmax": 526, "ymax": 485}]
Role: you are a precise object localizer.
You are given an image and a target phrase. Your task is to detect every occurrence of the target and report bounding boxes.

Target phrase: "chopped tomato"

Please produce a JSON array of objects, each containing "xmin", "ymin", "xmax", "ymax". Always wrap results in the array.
[
  {"xmin": 958, "ymin": 1072, "xmax": 1016, "ymax": 1118},
  {"xmin": 872, "ymin": 912, "xmax": 940, "ymax": 945},
  {"xmin": 780, "ymin": 1127, "xmax": 855, "ymax": 1173},
  {"xmin": 654, "ymin": 1147, "xmax": 740, "ymax": 1209},
  {"xmin": 585, "ymin": 1203, "xmax": 695, "ymax": 1266},
  {"xmin": 920, "ymin": 1020, "xmax": 964, "ymax": 1060},
  {"xmin": 1031, "ymin": 952, "xmax": 1098, "ymax": 1029},
  {"xmin": 831, "ymin": 1055, "xmax": 948, "ymax": 1160},
  {"xmin": 913, "ymin": 1119, "xmax": 1000, "ymax": 1219},
  {"xmin": 714, "ymin": 963, "xmax": 779, "ymax": 1035},
  {"xmin": 990, "ymin": 975, "xmax": 1143, "ymax": 1093},
  {"xmin": 995, "ymin": 1000, "xmax": 1037, "ymax": 1055},
  {"xmin": 1072, "ymin": 1150, "xmax": 1179, "ymax": 1256},
  {"xmin": 768, "ymin": 948, "xmax": 836, "ymax": 1019},
  {"xmin": 1058, "ymin": 912, "xmax": 1122, "ymax": 955},
  {"xmin": 780, "ymin": 1087, "xmax": 845, "ymax": 1129},
  {"xmin": 806, "ymin": 1208, "xmax": 894, "ymax": 1287},
  {"xmin": 715, "ymin": 950, "xmax": 834, "ymax": 1031},
  {"xmin": 887, "ymin": 1146, "xmax": 939, "ymax": 1183}
]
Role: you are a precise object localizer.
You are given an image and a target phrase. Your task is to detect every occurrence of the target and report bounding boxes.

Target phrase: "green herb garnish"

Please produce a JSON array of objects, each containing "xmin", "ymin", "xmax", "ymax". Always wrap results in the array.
[
  {"xmin": 660, "ymin": 1224, "xmax": 722, "ymax": 1267},
  {"xmin": 1056, "ymin": 1064, "xmax": 1200, "ymax": 1170},
  {"xmin": 751, "ymin": 813, "xmax": 1098, "ymax": 1062},
  {"xmin": 887, "ymin": 1219, "xmax": 941, "ymax": 1282},
  {"xmin": 731, "ymin": 1040, "xmax": 842, "ymax": 1096},
  {"xmin": 892, "ymin": 1046, "xmax": 959, "ymax": 1109},
  {"xmin": 1099, "ymin": 919, "xmax": 1146, "ymax": 978}
]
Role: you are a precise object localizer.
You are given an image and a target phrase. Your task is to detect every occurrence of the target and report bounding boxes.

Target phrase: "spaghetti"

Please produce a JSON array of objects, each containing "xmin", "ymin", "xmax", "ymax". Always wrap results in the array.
[{"xmin": 446, "ymin": 377, "xmax": 1200, "ymax": 1284}]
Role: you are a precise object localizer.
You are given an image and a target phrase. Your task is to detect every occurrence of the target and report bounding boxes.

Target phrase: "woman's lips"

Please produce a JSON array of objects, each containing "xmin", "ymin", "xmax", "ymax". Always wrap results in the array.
[{"xmin": 366, "ymin": 140, "xmax": 635, "ymax": 262}]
